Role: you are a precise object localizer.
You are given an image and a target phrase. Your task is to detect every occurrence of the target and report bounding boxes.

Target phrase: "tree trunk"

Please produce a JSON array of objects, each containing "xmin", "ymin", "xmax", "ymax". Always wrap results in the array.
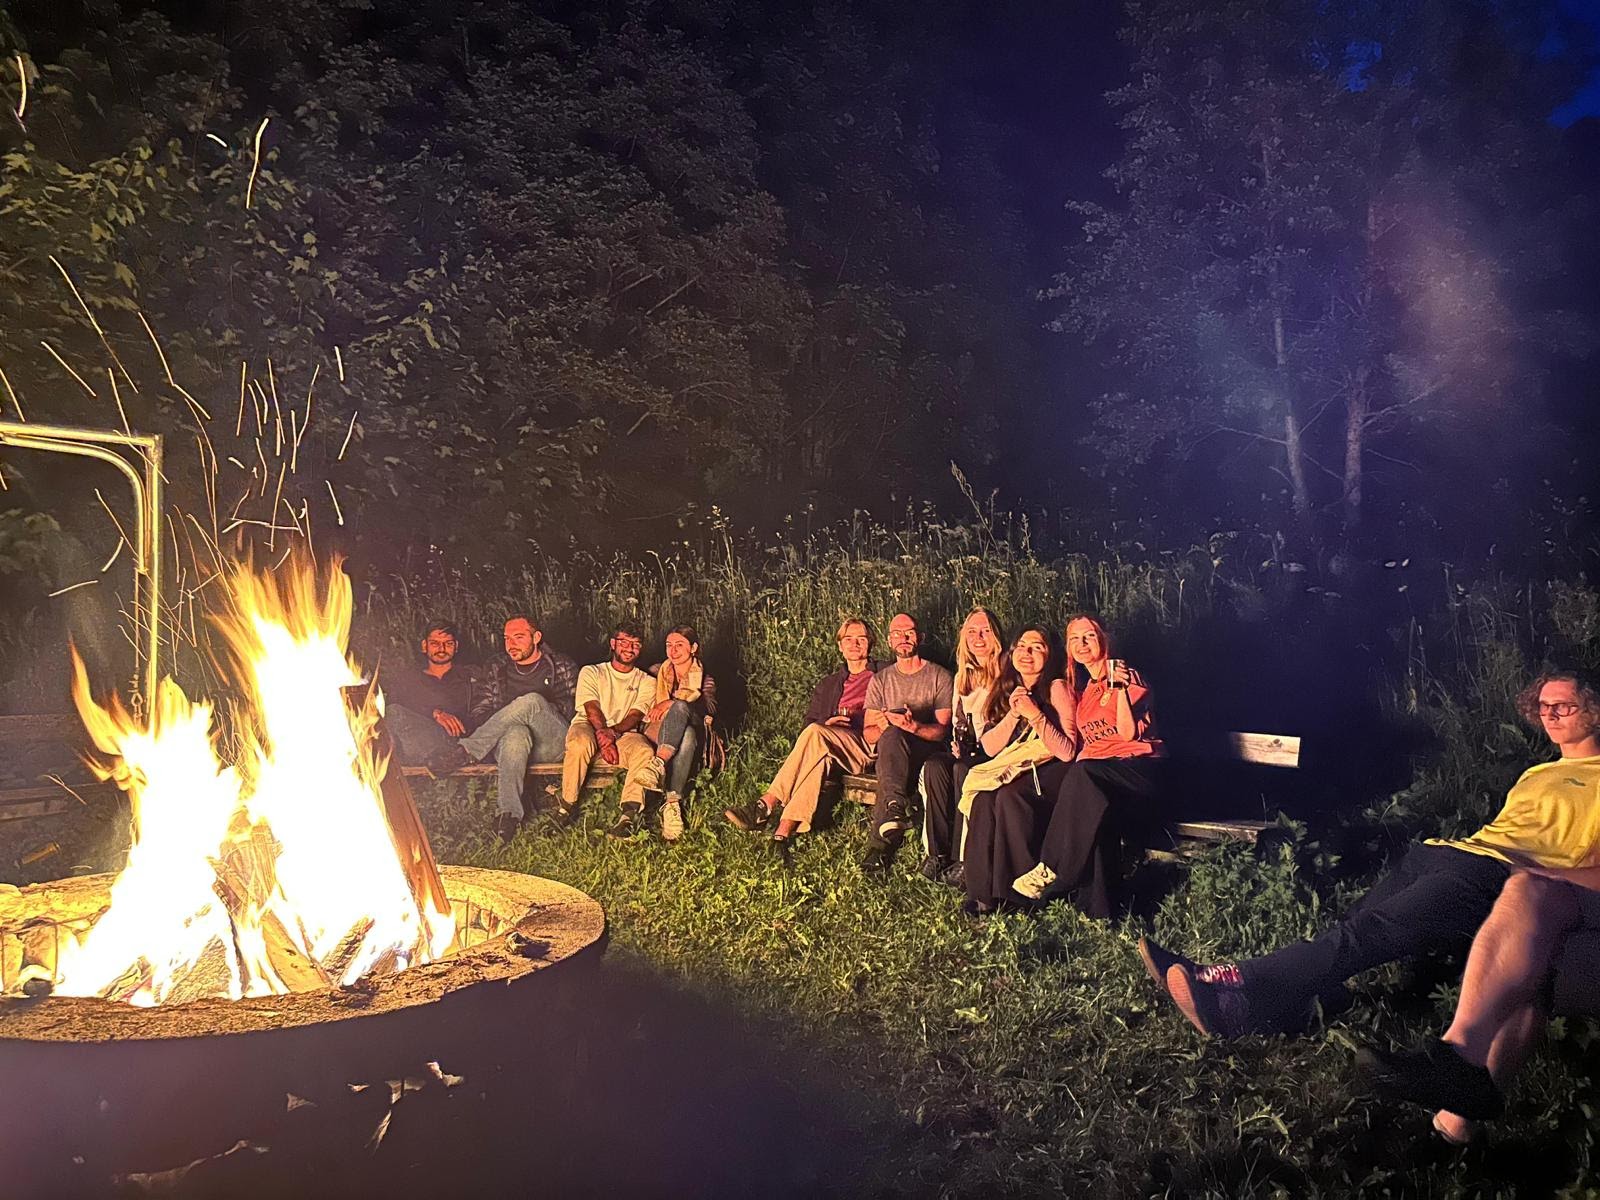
[
  {"xmin": 1343, "ymin": 367, "xmax": 1367, "ymax": 532},
  {"xmin": 1274, "ymin": 311, "xmax": 1314, "ymax": 538}
]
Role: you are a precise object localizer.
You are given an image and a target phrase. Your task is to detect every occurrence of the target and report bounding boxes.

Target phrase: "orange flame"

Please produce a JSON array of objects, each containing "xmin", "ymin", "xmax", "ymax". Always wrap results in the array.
[{"xmin": 52, "ymin": 555, "xmax": 452, "ymax": 1005}]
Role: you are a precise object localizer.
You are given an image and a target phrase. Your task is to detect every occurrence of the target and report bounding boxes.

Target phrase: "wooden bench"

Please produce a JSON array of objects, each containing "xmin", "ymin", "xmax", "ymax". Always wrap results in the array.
[
  {"xmin": 835, "ymin": 731, "xmax": 1301, "ymax": 852},
  {"xmin": 398, "ymin": 761, "xmax": 622, "ymax": 802},
  {"xmin": 0, "ymin": 714, "xmax": 116, "ymax": 823}
]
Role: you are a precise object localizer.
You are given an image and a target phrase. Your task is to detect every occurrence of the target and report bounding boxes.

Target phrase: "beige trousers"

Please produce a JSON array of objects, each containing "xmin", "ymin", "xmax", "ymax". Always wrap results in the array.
[
  {"xmin": 765, "ymin": 722, "xmax": 874, "ymax": 833},
  {"xmin": 563, "ymin": 724, "xmax": 663, "ymax": 808}
]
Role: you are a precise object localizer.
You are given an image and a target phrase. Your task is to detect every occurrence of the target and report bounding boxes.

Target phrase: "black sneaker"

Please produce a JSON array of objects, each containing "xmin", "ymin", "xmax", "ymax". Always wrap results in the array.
[
  {"xmin": 876, "ymin": 800, "xmax": 914, "ymax": 842},
  {"xmin": 770, "ymin": 835, "xmax": 794, "ymax": 866},
  {"xmin": 1137, "ymin": 936, "xmax": 1198, "ymax": 989},
  {"xmin": 548, "ymin": 803, "xmax": 576, "ymax": 829},
  {"xmin": 724, "ymin": 797, "xmax": 775, "ymax": 832},
  {"xmin": 939, "ymin": 861, "xmax": 966, "ymax": 889},
  {"xmin": 606, "ymin": 805, "xmax": 643, "ymax": 840},
  {"xmin": 494, "ymin": 813, "xmax": 521, "ymax": 844},
  {"xmin": 1354, "ymin": 1040, "xmax": 1505, "ymax": 1121},
  {"xmin": 427, "ymin": 744, "xmax": 472, "ymax": 777},
  {"xmin": 860, "ymin": 845, "xmax": 891, "ymax": 878}
]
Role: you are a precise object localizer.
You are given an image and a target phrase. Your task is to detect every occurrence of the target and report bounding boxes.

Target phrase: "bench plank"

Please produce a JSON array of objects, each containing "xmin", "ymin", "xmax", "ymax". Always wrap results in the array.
[
  {"xmin": 0, "ymin": 714, "xmax": 84, "ymax": 743},
  {"xmin": 1227, "ymin": 733, "xmax": 1300, "ymax": 768}
]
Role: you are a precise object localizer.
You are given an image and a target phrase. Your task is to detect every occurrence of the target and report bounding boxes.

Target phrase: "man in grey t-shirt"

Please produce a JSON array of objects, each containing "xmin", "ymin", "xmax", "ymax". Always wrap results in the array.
[{"xmin": 862, "ymin": 612, "xmax": 953, "ymax": 874}]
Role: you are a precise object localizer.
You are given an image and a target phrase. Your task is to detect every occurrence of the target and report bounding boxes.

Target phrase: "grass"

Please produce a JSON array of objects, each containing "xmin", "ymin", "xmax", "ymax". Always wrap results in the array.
[{"xmin": 7, "ymin": 514, "xmax": 1599, "ymax": 1195}]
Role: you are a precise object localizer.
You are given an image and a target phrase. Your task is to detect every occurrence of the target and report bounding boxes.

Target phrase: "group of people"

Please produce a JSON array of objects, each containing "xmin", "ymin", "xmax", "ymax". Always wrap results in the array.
[
  {"xmin": 382, "ymin": 615, "xmax": 718, "ymax": 843},
  {"xmin": 723, "ymin": 609, "xmax": 1165, "ymax": 918},
  {"xmin": 382, "ymin": 606, "xmax": 1600, "ymax": 1142}
]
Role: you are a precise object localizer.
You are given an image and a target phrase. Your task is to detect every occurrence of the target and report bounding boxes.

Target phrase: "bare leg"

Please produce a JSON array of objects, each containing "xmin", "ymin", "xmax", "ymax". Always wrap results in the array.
[
  {"xmin": 1430, "ymin": 873, "xmax": 1580, "ymax": 1140},
  {"xmin": 1443, "ymin": 873, "xmax": 1580, "ymax": 1067}
]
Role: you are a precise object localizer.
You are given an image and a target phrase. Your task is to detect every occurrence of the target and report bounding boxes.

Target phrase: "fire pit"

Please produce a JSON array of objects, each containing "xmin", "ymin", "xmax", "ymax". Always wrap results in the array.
[{"xmin": 0, "ymin": 865, "xmax": 605, "ymax": 1191}]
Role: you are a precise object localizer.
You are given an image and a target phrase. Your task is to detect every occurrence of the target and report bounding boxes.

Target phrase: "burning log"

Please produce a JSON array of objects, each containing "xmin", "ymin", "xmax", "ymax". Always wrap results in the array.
[
  {"xmin": 341, "ymin": 684, "xmax": 449, "ymax": 923},
  {"xmin": 210, "ymin": 833, "xmax": 333, "ymax": 994}
]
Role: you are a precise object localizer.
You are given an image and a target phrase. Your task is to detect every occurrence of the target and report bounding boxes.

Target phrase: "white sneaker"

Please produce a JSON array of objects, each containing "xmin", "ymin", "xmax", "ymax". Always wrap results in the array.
[
  {"xmin": 1011, "ymin": 862, "xmax": 1057, "ymax": 901},
  {"xmin": 660, "ymin": 794, "xmax": 684, "ymax": 842}
]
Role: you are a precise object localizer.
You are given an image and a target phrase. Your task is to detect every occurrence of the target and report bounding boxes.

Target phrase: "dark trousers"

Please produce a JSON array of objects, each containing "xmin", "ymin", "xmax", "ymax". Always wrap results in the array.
[
  {"xmin": 1242, "ymin": 843, "xmax": 1511, "ymax": 1030},
  {"xmin": 965, "ymin": 760, "xmax": 1072, "ymax": 907},
  {"xmin": 869, "ymin": 728, "xmax": 943, "ymax": 848},
  {"xmin": 921, "ymin": 752, "xmax": 973, "ymax": 863},
  {"xmin": 1036, "ymin": 757, "xmax": 1165, "ymax": 918}
]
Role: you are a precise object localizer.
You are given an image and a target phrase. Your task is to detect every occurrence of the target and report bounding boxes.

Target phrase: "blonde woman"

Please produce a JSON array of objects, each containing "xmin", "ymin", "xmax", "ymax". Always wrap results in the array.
[{"xmin": 919, "ymin": 608, "xmax": 1007, "ymax": 883}]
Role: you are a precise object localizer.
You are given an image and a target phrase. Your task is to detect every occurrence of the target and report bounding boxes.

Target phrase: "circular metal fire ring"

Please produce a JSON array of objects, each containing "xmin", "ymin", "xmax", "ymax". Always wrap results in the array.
[{"xmin": 0, "ymin": 865, "xmax": 606, "ymax": 1041}]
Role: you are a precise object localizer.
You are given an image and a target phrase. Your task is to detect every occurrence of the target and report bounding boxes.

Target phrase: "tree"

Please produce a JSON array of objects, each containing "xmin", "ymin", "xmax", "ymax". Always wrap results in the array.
[{"xmin": 1053, "ymin": 0, "xmax": 1591, "ymax": 550}]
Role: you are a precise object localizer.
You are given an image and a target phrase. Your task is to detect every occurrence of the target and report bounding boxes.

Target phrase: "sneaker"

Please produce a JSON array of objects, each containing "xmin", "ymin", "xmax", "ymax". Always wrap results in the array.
[
  {"xmin": 918, "ymin": 854, "xmax": 950, "ymax": 882},
  {"xmin": 1011, "ymin": 862, "xmax": 1057, "ymax": 901},
  {"xmin": 939, "ymin": 860, "xmax": 966, "ymax": 889},
  {"xmin": 1136, "ymin": 937, "xmax": 1198, "ymax": 989},
  {"xmin": 494, "ymin": 813, "xmax": 521, "ymax": 844},
  {"xmin": 724, "ymin": 797, "xmax": 775, "ymax": 832},
  {"xmin": 549, "ymin": 802, "xmax": 577, "ymax": 829},
  {"xmin": 770, "ymin": 835, "xmax": 794, "ymax": 866},
  {"xmin": 1353, "ymin": 1040, "xmax": 1504, "ymax": 1121},
  {"xmin": 427, "ymin": 744, "xmax": 471, "ymax": 777},
  {"xmin": 876, "ymin": 800, "xmax": 914, "ymax": 843},
  {"xmin": 660, "ymin": 794, "xmax": 684, "ymax": 842},
  {"xmin": 860, "ymin": 845, "xmax": 891, "ymax": 878},
  {"xmin": 606, "ymin": 804, "xmax": 643, "ymax": 840},
  {"xmin": 1165, "ymin": 962, "xmax": 1253, "ymax": 1038}
]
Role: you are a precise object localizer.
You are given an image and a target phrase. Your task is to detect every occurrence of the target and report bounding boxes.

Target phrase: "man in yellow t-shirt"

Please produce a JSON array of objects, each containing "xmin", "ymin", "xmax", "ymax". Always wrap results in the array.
[{"xmin": 1139, "ymin": 669, "xmax": 1600, "ymax": 1039}]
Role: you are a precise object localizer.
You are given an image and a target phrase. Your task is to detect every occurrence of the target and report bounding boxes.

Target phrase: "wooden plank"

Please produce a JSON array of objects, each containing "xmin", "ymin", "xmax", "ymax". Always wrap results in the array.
[
  {"xmin": 0, "ymin": 787, "xmax": 93, "ymax": 822},
  {"xmin": 1170, "ymin": 819, "xmax": 1270, "ymax": 844},
  {"xmin": 1226, "ymin": 733, "xmax": 1301, "ymax": 768},
  {"xmin": 0, "ymin": 714, "xmax": 83, "ymax": 743},
  {"xmin": 397, "ymin": 762, "xmax": 621, "ymax": 786}
]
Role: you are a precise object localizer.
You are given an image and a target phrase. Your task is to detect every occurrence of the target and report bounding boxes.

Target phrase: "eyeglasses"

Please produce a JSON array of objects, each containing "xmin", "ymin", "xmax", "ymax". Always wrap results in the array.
[{"xmin": 1538, "ymin": 702, "xmax": 1581, "ymax": 718}]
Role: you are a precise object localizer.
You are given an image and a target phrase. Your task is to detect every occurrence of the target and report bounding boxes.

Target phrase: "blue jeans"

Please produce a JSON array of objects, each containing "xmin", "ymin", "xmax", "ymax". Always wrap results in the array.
[
  {"xmin": 458, "ymin": 692, "xmax": 570, "ymax": 817},
  {"xmin": 654, "ymin": 700, "xmax": 700, "ymax": 796},
  {"xmin": 386, "ymin": 704, "xmax": 456, "ymax": 765}
]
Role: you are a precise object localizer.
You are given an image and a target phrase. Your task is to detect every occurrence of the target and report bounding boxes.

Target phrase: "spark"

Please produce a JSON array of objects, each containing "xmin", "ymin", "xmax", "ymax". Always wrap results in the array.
[
  {"xmin": 338, "ymin": 411, "xmax": 359, "ymax": 460},
  {"xmin": 50, "ymin": 254, "xmax": 138, "ymax": 393},
  {"xmin": 289, "ymin": 409, "xmax": 300, "ymax": 473},
  {"xmin": 326, "ymin": 480, "xmax": 345, "ymax": 526},
  {"xmin": 11, "ymin": 54, "xmax": 25, "ymax": 128},
  {"xmin": 94, "ymin": 488, "xmax": 134, "ymax": 555},
  {"xmin": 136, "ymin": 311, "xmax": 209, "ymax": 417},
  {"xmin": 44, "ymin": 777, "xmax": 92, "ymax": 808},
  {"xmin": 301, "ymin": 363, "xmax": 319, "ymax": 445},
  {"xmin": 227, "ymin": 456, "xmax": 247, "ymax": 471},
  {"xmin": 254, "ymin": 437, "xmax": 269, "ymax": 493},
  {"xmin": 206, "ymin": 133, "xmax": 229, "ymax": 149},
  {"xmin": 0, "ymin": 362, "xmax": 24, "ymax": 420},
  {"xmin": 107, "ymin": 368, "xmax": 130, "ymax": 437},
  {"xmin": 268, "ymin": 462, "xmax": 287, "ymax": 550},
  {"xmin": 236, "ymin": 362, "xmax": 247, "ymax": 436},
  {"xmin": 245, "ymin": 117, "xmax": 269, "ymax": 210},
  {"xmin": 40, "ymin": 341, "xmax": 97, "ymax": 397},
  {"xmin": 48, "ymin": 579, "xmax": 100, "ymax": 598},
  {"xmin": 101, "ymin": 536, "xmax": 128, "ymax": 573},
  {"xmin": 268, "ymin": 359, "xmax": 283, "ymax": 456},
  {"xmin": 334, "ymin": 346, "xmax": 345, "ymax": 382}
]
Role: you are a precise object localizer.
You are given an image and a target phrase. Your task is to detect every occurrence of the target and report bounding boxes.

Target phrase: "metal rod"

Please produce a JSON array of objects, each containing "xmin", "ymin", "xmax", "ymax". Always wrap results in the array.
[{"xmin": 0, "ymin": 420, "xmax": 164, "ymax": 719}]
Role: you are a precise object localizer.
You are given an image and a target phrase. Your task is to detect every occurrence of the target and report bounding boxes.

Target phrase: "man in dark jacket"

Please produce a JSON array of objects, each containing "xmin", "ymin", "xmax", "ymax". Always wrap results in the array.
[
  {"xmin": 723, "ymin": 617, "xmax": 880, "ymax": 854},
  {"xmin": 432, "ymin": 614, "xmax": 578, "ymax": 842},
  {"xmin": 383, "ymin": 620, "xmax": 479, "ymax": 766}
]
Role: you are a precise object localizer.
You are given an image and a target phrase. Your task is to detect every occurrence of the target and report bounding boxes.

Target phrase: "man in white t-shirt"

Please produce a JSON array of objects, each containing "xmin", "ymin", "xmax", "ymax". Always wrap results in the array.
[{"xmin": 561, "ymin": 622, "xmax": 665, "ymax": 837}]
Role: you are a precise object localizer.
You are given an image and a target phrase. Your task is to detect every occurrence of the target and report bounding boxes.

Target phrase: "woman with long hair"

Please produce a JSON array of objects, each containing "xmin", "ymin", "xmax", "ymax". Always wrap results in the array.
[
  {"xmin": 960, "ymin": 625, "xmax": 1079, "ymax": 914},
  {"xmin": 645, "ymin": 625, "xmax": 718, "ymax": 842},
  {"xmin": 1009, "ymin": 614, "xmax": 1164, "ymax": 916},
  {"xmin": 919, "ymin": 608, "xmax": 1007, "ymax": 883}
]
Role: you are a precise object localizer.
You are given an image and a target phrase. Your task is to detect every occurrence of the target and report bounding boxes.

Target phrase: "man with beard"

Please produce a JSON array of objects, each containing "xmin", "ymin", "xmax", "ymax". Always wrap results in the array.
[
  {"xmin": 861, "ymin": 612, "xmax": 953, "ymax": 875},
  {"xmin": 382, "ymin": 620, "xmax": 480, "ymax": 767},
  {"xmin": 562, "ymin": 622, "xmax": 664, "ymax": 839},
  {"xmin": 431, "ymin": 614, "xmax": 577, "ymax": 842}
]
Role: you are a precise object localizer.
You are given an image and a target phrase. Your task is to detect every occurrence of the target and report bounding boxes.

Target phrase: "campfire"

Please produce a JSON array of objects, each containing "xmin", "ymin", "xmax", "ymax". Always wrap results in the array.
[{"xmin": 2, "ymin": 555, "xmax": 456, "ymax": 1005}]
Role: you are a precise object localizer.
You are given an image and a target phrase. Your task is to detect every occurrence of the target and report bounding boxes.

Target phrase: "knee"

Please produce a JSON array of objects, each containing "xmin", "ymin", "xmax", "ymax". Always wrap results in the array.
[
  {"xmin": 877, "ymin": 727, "xmax": 910, "ymax": 757},
  {"xmin": 1497, "ymin": 871, "xmax": 1577, "ymax": 926},
  {"xmin": 497, "ymin": 727, "xmax": 532, "ymax": 759},
  {"xmin": 666, "ymin": 699, "xmax": 693, "ymax": 720},
  {"xmin": 565, "ymin": 725, "xmax": 593, "ymax": 752}
]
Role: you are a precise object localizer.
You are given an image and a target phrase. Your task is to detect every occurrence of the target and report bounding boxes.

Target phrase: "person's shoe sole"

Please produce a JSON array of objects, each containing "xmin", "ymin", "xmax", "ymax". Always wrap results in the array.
[
  {"xmin": 1137, "ymin": 937, "xmax": 1194, "ymax": 989},
  {"xmin": 1165, "ymin": 964, "xmax": 1214, "ymax": 1036}
]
